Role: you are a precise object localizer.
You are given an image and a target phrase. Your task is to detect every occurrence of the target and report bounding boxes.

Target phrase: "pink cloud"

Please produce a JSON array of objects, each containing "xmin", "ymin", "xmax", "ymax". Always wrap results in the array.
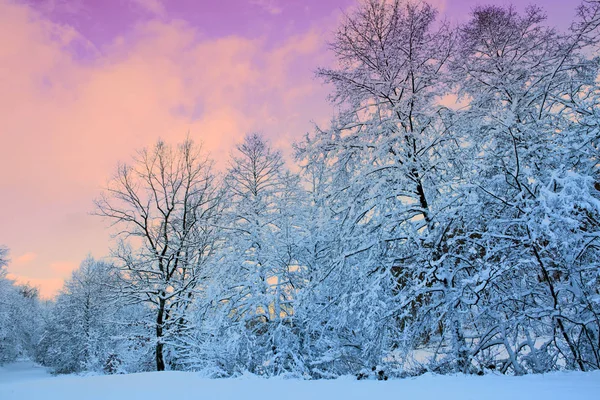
[
  {"xmin": 0, "ymin": 0, "xmax": 336, "ymax": 298},
  {"xmin": 50, "ymin": 261, "xmax": 78, "ymax": 275},
  {"xmin": 13, "ymin": 252, "xmax": 37, "ymax": 266}
]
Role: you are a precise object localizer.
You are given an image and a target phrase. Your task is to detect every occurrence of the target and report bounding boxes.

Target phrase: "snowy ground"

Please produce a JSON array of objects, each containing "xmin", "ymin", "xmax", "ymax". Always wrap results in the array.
[
  {"xmin": 0, "ymin": 362, "xmax": 599, "ymax": 400},
  {"xmin": 0, "ymin": 360, "xmax": 51, "ymax": 384}
]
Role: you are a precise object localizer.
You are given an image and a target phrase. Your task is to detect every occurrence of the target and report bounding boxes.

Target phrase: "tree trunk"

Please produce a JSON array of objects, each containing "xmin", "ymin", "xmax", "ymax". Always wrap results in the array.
[
  {"xmin": 156, "ymin": 298, "xmax": 166, "ymax": 371},
  {"xmin": 156, "ymin": 341, "xmax": 165, "ymax": 372}
]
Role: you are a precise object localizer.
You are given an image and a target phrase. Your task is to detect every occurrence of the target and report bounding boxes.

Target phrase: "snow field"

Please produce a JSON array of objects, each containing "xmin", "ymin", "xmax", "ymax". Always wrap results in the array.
[{"xmin": 1, "ymin": 368, "xmax": 599, "ymax": 400}]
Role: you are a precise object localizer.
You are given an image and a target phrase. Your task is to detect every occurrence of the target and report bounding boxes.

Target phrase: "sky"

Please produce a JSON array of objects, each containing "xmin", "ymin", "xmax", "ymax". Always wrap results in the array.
[{"xmin": 0, "ymin": 0, "xmax": 580, "ymax": 298}]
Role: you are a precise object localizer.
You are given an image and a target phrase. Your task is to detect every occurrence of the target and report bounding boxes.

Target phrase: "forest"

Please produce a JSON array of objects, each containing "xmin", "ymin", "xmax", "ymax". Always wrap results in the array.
[{"xmin": 1, "ymin": 0, "xmax": 599, "ymax": 379}]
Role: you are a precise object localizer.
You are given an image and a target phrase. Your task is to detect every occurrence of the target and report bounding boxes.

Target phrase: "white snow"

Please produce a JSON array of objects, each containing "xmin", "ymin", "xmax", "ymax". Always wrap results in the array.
[
  {"xmin": 0, "ymin": 363, "xmax": 599, "ymax": 400},
  {"xmin": 0, "ymin": 360, "xmax": 50, "ymax": 384}
]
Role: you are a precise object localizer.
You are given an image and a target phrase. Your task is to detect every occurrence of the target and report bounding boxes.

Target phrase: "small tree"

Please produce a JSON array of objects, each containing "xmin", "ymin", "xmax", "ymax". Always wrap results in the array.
[{"xmin": 37, "ymin": 257, "xmax": 135, "ymax": 374}]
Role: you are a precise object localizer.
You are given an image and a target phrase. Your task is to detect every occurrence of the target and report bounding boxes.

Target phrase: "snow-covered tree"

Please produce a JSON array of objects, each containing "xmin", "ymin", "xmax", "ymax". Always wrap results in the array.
[
  {"xmin": 95, "ymin": 139, "xmax": 222, "ymax": 371},
  {"xmin": 0, "ymin": 248, "xmax": 44, "ymax": 365},
  {"xmin": 3, "ymin": 0, "xmax": 599, "ymax": 379},
  {"xmin": 292, "ymin": 0, "xmax": 600, "ymax": 377},
  {"xmin": 446, "ymin": 2, "xmax": 600, "ymax": 373},
  {"xmin": 0, "ymin": 249, "xmax": 17, "ymax": 364},
  {"xmin": 36, "ymin": 257, "xmax": 150, "ymax": 374},
  {"xmin": 295, "ymin": 0, "xmax": 468, "ymax": 376},
  {"xmin": 183, "ymin": 134, "xmax": 307, "ymax": 376}
]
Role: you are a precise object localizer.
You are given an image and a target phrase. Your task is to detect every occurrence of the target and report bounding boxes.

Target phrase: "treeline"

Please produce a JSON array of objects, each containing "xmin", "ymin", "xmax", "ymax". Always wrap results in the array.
[{"xmin": 1, "ymin": 0, "xmax": 599, "ymax": 378}]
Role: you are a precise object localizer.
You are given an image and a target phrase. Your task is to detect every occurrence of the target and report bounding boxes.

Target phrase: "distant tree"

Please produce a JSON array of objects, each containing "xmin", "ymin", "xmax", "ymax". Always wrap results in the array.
[
  {"xmin": 0, "ymin": 248, "xmax": 43, "ymax": 365},
  {"xmin": 95, "ymin": 139, "xmax": 222, "ymax": 371},
  {"xmin": 0, "ymin": 247, "xmax": 15, "ymax": 364},
  {"xmin": 36, "ymin": 256, "xmax": 148, "ymax": 374}
]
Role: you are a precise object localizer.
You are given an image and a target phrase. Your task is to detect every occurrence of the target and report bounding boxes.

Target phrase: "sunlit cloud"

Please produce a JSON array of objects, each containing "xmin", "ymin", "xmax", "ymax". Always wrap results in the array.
[
  {"xmin": 13, "ymin": 252, "xmax": 37, "ymax": 266},
  {"xmin": 0, "ymin": 0, "xmax": 336, "ymax": 298},
  {"xmin": 50, "ymin": 261, "xmax": 78, "ymax": 275}
]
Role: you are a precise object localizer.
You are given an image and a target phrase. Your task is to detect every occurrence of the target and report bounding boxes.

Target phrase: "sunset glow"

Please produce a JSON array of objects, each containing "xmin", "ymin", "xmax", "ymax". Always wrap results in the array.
[{"xmin": 0, "ymin": 0, "xmax": 581, "ymax": 298}]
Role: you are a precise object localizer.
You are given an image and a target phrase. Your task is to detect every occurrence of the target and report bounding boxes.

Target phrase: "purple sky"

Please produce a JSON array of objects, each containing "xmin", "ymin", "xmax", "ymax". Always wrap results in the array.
[{"xmin": 0, "ymin": 0, "xmax": 580, "ymax": 297}]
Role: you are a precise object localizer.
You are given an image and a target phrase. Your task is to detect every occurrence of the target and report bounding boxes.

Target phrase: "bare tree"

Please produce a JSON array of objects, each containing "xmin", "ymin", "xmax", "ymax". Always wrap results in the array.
[{"xmin": 95, "ymin": 139, "xmax": 222, "ymax": 371}]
